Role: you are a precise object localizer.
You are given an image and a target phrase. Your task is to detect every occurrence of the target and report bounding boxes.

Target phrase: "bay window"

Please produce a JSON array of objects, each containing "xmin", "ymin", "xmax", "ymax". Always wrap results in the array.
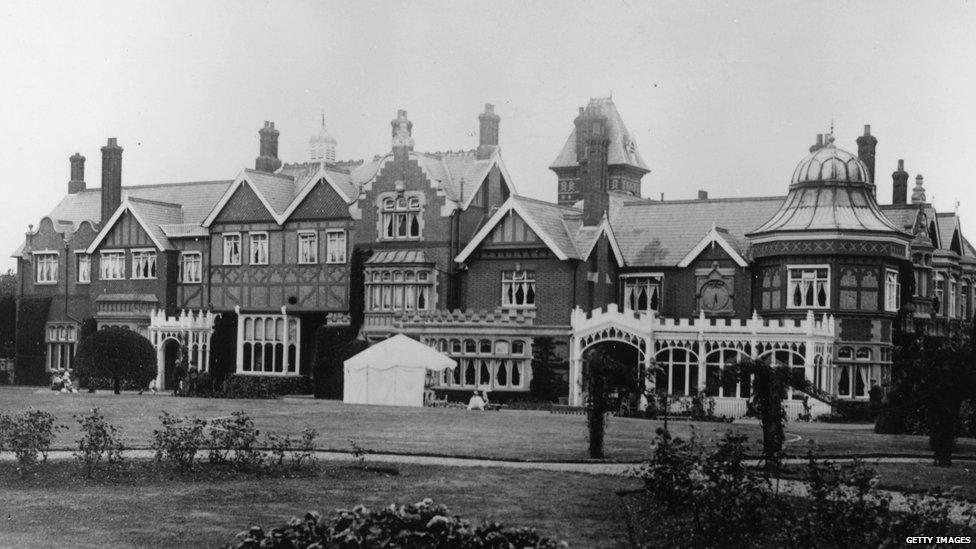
[
  {"xmin": 366, "ymin": 269, "xmax": 433, "ymax": 312},
  {"xmin": 45, "ymin": 323, "xmax": 78, "ymax": 372},
  {"xmin": 502, "ymin": 270, "xmax": 535, "ymax": 308},
  {"xmin": 434, "ymin": 337, "xmax": 529, "ymax": 390},
  {"xmin": 787, "ymin": 266, "xmax": 830, "ymax": 309},
  {"xmin": 239, "ymin": 314, "xmax": 300, "ymax": 375},
  {"xmin": 884, "ymin": 269, "xmax": 900, "ymax": 312}
]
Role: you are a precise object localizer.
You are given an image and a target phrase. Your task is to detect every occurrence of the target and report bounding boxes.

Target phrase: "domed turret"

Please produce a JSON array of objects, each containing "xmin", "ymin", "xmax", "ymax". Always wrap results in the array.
[
  {"xmin": 309, "ymin": 115, "xmax": 337, "ymax": 163},
  {"xmin": 790, "ymin": 136, "xmax": 872, "ymax": 188},
  {"xmin": 749, "ymin": 133, "xmax": 906, "ymax": 238}
]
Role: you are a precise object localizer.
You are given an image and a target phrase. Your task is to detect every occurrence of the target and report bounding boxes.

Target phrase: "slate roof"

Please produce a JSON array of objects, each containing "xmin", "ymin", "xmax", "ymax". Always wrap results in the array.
[
  {"xmin": 611, "ymin": 196, "xmax": 785, "ymax": 266},
  {"xmin": 878, "ymin": 205, "xmax": 921, "ymax": 233},
  {"xmin": 550, "ymin": 97, "xmax": 649, "ymax": 172},
  {"xmin": 937, "ymin": 212, "xmax": 961, "ymax": 253},
  {"xmin": 124, "ymin": 198, "xmax": 183, "ymax": 250},
  {"xmin": 244, "ymin": 169, "xmax": 299, "ymax": 215},
  {"xmin": 509, "ymin": 196, "xmax": 587, "ymax": 259},
  {"xmin": 44, "ymin": 179, "xmax": 233, "ymax": 231}
]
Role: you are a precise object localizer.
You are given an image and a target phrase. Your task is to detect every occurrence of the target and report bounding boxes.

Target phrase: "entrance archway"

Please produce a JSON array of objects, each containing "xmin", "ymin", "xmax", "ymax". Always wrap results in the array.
[
  {"xmin": 163, "ymin": 338, "xmax": 181, "ymax": 391},
  {"xmin": 581, "ymin": 340, "xmax": 643, "ymax": 415}
]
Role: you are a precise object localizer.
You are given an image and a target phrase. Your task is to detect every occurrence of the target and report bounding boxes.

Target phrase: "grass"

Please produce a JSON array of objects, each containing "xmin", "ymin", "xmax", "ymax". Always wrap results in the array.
[
  {"xmin": 2, "ymin": 386, "xmax": 974, "ymax": 462},
  {"xmin": 0, "ymin": 460, "xmax": 639, "ymax": 548},
  {"xmin": 769, "ymin": 460, "xmax": 976, "ymax": 501}
]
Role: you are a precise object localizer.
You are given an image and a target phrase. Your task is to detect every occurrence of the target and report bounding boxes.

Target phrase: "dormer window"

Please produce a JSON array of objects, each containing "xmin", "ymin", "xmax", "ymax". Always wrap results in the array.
[{"xmin": 380, "ymin": 194, "xmax": 422, "ymax": 240}]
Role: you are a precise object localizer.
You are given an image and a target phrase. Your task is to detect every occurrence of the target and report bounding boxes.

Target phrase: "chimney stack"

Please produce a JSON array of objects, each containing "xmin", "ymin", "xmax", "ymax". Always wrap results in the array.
[
  {"xmin": 255, "ymin": 121, "xmax": 282, "ymax": 173},
  {"xmin": 911, "ymin": 174, "xmax": 927, "ymax": 204},
  {"xmin": 892, "ymin": 159, "xmax": 909, "ymax": 205},
  {"xmin": 68, "ymin": 153, "xmax": 86, "ymax": 194},
  {"xmin": 391, "ymin": 109, "xmax": 414, "ymax": 152},
  {"xmin": 809, "ymin": 134, "xmax": 824, "ymax": 153},
  {"xmin": 477, "ymin": 103, "xmax": 500, "ymax": 160},
  {"xmin": 856, "ymin": 124, "xmax": 878, "ymax": 184},
  {"xmin": 698, "ymin": 190, "xmax": 708, "ymax": 200},
  {"xmin": 579, "ymin": 113, "xmax": 610, "ymax": 226},
  {"xmin": 100, "ymin": 138, "xmax": 122, "ymax": 225}
]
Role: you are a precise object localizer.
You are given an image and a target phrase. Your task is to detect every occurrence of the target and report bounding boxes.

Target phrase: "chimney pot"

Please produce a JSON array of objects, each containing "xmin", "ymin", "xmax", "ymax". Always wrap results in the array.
[
  {"xmin": 892, "ymin": 158, "xmax": 909, "ymax": 205},
  {"xmin": 898, "ymin": 159, "xmax": 904, "ymax": 170},
  {"xmin": 698, "ymin": 190, "xmax": 708, "ymax": 200},
  {"xmin": 864, "ymin": 124, "xmax": 871, "ymax": 136},
  {"xmin": 68, "ymin": 153, "xmax": 86, "ymax": 194},
  {"xmin": 256, "ymin": 120, "xmax": 282, "ymax": 173}
]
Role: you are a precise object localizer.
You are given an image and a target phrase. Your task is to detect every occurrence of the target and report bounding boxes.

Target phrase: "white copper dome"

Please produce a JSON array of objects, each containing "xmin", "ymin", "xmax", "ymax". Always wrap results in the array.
[{"xmin": 790, "ymin": 138, "xmax": 871, "ymax": 188}]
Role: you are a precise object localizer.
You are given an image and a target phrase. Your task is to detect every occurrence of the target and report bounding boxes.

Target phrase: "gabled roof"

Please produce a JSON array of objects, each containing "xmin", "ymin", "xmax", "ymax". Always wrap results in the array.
[
  {"xmin": 87, "ymin": 197, "xmax": 183, "ymax": 253},
  {"xmin": 611, "ymin": 196, "xmax": 785, "ymax": 266},
  {"xmin": 676, "ymin": 226, "xmax": 749, "ymax": 268},
  {"xmin": 355, "ymin": 148, "xmax": 516, "ymax": 210},
  {"xmin": 550, "ymin": 97, "xmax": 649, "ymax": 172},
  {"xmin": 936, "ymin": 212, "xmax": 963, "ymax": 255},
  {"xmin": 203, "ymin": 165, "xmax": 357, "ymax": 227},
  {"xmin": 455, "ymin": 195, "xmax": 624, "ymax": 265}
]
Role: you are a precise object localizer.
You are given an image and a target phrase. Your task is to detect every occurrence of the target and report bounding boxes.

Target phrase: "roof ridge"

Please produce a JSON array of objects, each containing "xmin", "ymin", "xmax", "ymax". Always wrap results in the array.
[
  {"xmin": 245, "ymin": 168, "xmax": 294, "ymax": 181},
  {"xmin": 510, "ymin": 194, "xmax": 582, "ymax": 212},
  {"xmin": 622, "ymin": 195, "xmax": 787, "ymax": 206},
  {"xmin": 125, "ymin": 197, "xmax": 183, "ymax": 209}
]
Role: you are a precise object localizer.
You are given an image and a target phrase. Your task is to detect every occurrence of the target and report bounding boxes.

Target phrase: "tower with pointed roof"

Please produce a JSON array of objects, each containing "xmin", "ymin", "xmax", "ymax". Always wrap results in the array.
[{"xmin": 550, "ymin": 97, "xmax": 649, "ymax": 206}]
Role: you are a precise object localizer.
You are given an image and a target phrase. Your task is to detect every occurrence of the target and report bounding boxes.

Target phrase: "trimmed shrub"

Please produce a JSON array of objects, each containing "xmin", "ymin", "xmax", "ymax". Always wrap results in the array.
[
  {"xmin": 220, "ymin": 374, "xmax": 311, "ymax": 399},
  {"xmin": 0, "ymin": 409, "xmax": 62, "ymax": 474},
  {"xmin": 223, "ymin": 498, "xmax": 565, "ymax": 548},
  {"xmin": 74, "ymin": 327, "xmax": 156, "ymax": 394},
  {"xmin": 311, "ymin": 325, "xmax": 351, "ymax": 399},
  {"xmin": 151, "ymin": 412, "xmax": 207, "ymax": 471},
  {"xmin": 208, "ymin": 411, "xmax": 262, "ymax": 468},
  {"xmin": 73, "ymin": 408, "xmax": 125, "ymax": 477}
]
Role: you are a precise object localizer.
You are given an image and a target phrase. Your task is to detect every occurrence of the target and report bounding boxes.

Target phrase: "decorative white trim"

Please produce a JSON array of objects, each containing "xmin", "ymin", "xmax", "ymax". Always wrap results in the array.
[
  {"xmin": 456, "ymin": 197, "xmax": 570, "ymax": 263},
  {"xmin": 86, "ymin": 199, "xmax": 170, "ymax": 254},
  {"xmin": 677, "ymin": 227, "xmax": 749, "ymax": 268},
  {"xmin": 619, "ymin": 272, "xmax": 665, "ymax": 279}
]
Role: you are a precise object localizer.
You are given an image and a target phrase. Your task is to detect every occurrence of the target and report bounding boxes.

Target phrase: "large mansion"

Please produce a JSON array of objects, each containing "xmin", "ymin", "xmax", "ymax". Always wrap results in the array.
[{"xmin": 14, "ymin": 99, "xmax": 975, "ymax": 412}]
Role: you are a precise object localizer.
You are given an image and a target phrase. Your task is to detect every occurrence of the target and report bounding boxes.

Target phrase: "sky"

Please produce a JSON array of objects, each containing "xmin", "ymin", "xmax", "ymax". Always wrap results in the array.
[{"xmin": 1, "ymin": 0, "xmax": 975, "ymax": 270}]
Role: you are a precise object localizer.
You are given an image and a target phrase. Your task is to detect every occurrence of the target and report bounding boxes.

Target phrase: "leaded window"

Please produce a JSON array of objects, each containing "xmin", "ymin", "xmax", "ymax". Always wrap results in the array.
[
  {"xmin": 787, "ymin": 267, "xmax": 829, "ymax": 309},
  {"xmin": 381, "ymin": 196, "xmax": 422, "ymax": 240},
  {"xmin": 131, "ymin": 250, "xmax": 157, "ymax": 279},
  {"xmin": 34, "ymin": 253, "xmax": 58, "ymax": 284},
  {"xmin": 366, "ymin": 268, "xmax": 433, "ymax": 312},
  {"xmin": 502, "ymin": 270, "xmax": 535, "ymax": 307},
  {"xmin": 179, "ymin": 252, "xmax": 202, "ymax": 283},
  {"xmin": 326, "ymin": 230, "xmax": 346, "ymax": 263},
  {"xmin": 249, "ymin": 233, "xmax": 269, "ymax": 265},
  {"xmin": 223, "ymin": 234, "xmax": 241, "ymax": 265},
  {"xmin": 298, "ymin": 232, "xmax": 317, "ymax": 264},
  {"xmin": 99, "ymin": 251, "xmax": 125, "ymax": 280}
]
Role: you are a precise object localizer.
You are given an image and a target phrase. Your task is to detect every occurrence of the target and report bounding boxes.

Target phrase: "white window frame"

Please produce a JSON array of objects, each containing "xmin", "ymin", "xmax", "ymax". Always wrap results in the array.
[
  {"xmin": 75, "ymin": 252, "xmax": 90, "ymax": 284},
  {"xmin": 99, "ymin": 250, "xmax": 126, "ymax": 280},
  {"xmin": 380, "ymin": 195, "xmax": 422, "ymax": 241},
  {"xmin": 501, "ymin": 270, "xmax": 536, "ymax": 308},
  {"xmin": 249, "ymin": 232, "xmax": 269, "ymax": 265},
  {"xmin": 297, "ymin": 231, "xmax": 318, "ymax": 265},
  {"xmin": 179, "ymin": 252, "xmax": 202, "ymax": 284},
  {"xmin": 45, "ymin": 322, "xmax": 78, "ymax": 372},
  {"xmin": 365, "ymin": 268, "xmax": 433, "ymax": 312},
  {"xmin": 325, "ymin": 229, "xmax": 347, "ymax": 264},
  {"xmin": 33, "ymin": 251, "xmax": 59, "ymax": 285},
  {"xmin": 622, "ymin": 273, "xmax": 663, "ymax": 312},
  {"xmin": 787, "ymin": 265, "xmax": 830, "ymax": 309},
  {"xmin": 237, "ymin": 314, "xmax": 301, "ymax": 376},
  {"xmin": 934, "ymin": 272, "xmax": 945, "ymax": 315},
  {"xmin": 131, "ymin": 249, "xmax": 158, "ymax": 280},
  {"xmin": 884, "ymin": 269, "xmax": 900, "ymax": 313},
  {"xmin": 223, "ymin": 233, "xmax": 241, "ymax": 266}
]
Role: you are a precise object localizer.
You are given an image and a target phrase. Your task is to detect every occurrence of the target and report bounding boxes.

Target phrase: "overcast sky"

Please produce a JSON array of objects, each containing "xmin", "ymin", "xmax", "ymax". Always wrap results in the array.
[{"xmin": 2, "ymin": 1, "xmax": 975, "ymax": 270}]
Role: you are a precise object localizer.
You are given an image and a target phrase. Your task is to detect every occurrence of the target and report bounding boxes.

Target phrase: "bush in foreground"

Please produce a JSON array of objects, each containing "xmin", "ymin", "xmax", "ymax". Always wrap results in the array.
[
  {"xmin": 0, "ymin": 409, "xmax": 62, "ymax": 475},
  {"xmin": 73, "ymin": 408, "xmax": 125, "ymax": 478},
  {"xmin": 74, "ymin": 326, "xmax": 156, "ymax": 394},
  {"xmin": 225, "ymin": 498, "xmax": 566, "ymax": 549}
]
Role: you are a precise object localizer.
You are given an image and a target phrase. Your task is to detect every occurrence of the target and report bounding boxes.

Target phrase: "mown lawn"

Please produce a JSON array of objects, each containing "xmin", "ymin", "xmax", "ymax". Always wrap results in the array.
[
  {"xmin": 1, "ymin": 387, "xmax": 974, "ymax": 462},
  {"xmin": 0, "ymin": 460, "xmax": 639, "ymax": 548}
]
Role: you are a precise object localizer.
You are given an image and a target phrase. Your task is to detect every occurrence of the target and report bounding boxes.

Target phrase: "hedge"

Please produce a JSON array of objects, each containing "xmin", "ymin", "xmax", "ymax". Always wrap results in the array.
[
  {"xmin": 219, "ymin": 374, "xmax": 312, "ymax": 399},
  {"xmin": 14, "ymin": 297, "xmax": 51, "ymax": 386}
]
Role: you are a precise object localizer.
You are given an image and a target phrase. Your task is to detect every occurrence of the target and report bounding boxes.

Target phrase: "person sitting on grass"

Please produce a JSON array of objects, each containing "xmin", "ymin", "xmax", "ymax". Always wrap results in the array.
[{"xmin": 467, "ymin": 390, "xmax": 486, "ymax": 411}]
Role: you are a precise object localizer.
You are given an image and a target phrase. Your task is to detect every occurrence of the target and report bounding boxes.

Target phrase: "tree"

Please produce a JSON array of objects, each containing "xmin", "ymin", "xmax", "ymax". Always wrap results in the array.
[
  {"xmin": 583, "ymin": 345, "xmax": 639, "ymax": 458},
  {"xmin": 724, "ymin": 358, "xmax": 809, "ymax": 466},
  {"xmin": 74, "ymin": 327, "xmax": 157, "ymax": 394},
  {"xmin": 529, "ymin": 336, "xmax": 568, "ymax": 402}
]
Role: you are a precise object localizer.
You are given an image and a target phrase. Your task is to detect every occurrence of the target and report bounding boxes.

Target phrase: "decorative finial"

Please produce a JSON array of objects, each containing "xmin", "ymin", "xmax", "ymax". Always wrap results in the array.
[{"xmin": 321, "ymin": 112, "xmax": 325, "ymax": 127}]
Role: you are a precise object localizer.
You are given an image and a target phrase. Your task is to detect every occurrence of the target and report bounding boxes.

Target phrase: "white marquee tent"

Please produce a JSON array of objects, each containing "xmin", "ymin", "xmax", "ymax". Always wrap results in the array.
[{"xmin": 343, "ymin": 334, "xmax": 457, "ymax": 407}]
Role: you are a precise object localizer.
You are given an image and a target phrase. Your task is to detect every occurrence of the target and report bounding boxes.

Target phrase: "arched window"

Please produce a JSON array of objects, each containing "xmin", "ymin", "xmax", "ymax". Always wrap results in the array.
[
  {"xmin": 511, "ymin": 362, "xmax": 522, "ymax": 387},
  {"xmin": 464, "ymin": 339, "xmax": 476, "ymax": 354},
  {"xmin": 496, "ymin": 360, "xmax": 508, "ymax": 386},
  {"xmin": 479, "ymin": 339, "xmax": 492, "ymax": 354}
]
